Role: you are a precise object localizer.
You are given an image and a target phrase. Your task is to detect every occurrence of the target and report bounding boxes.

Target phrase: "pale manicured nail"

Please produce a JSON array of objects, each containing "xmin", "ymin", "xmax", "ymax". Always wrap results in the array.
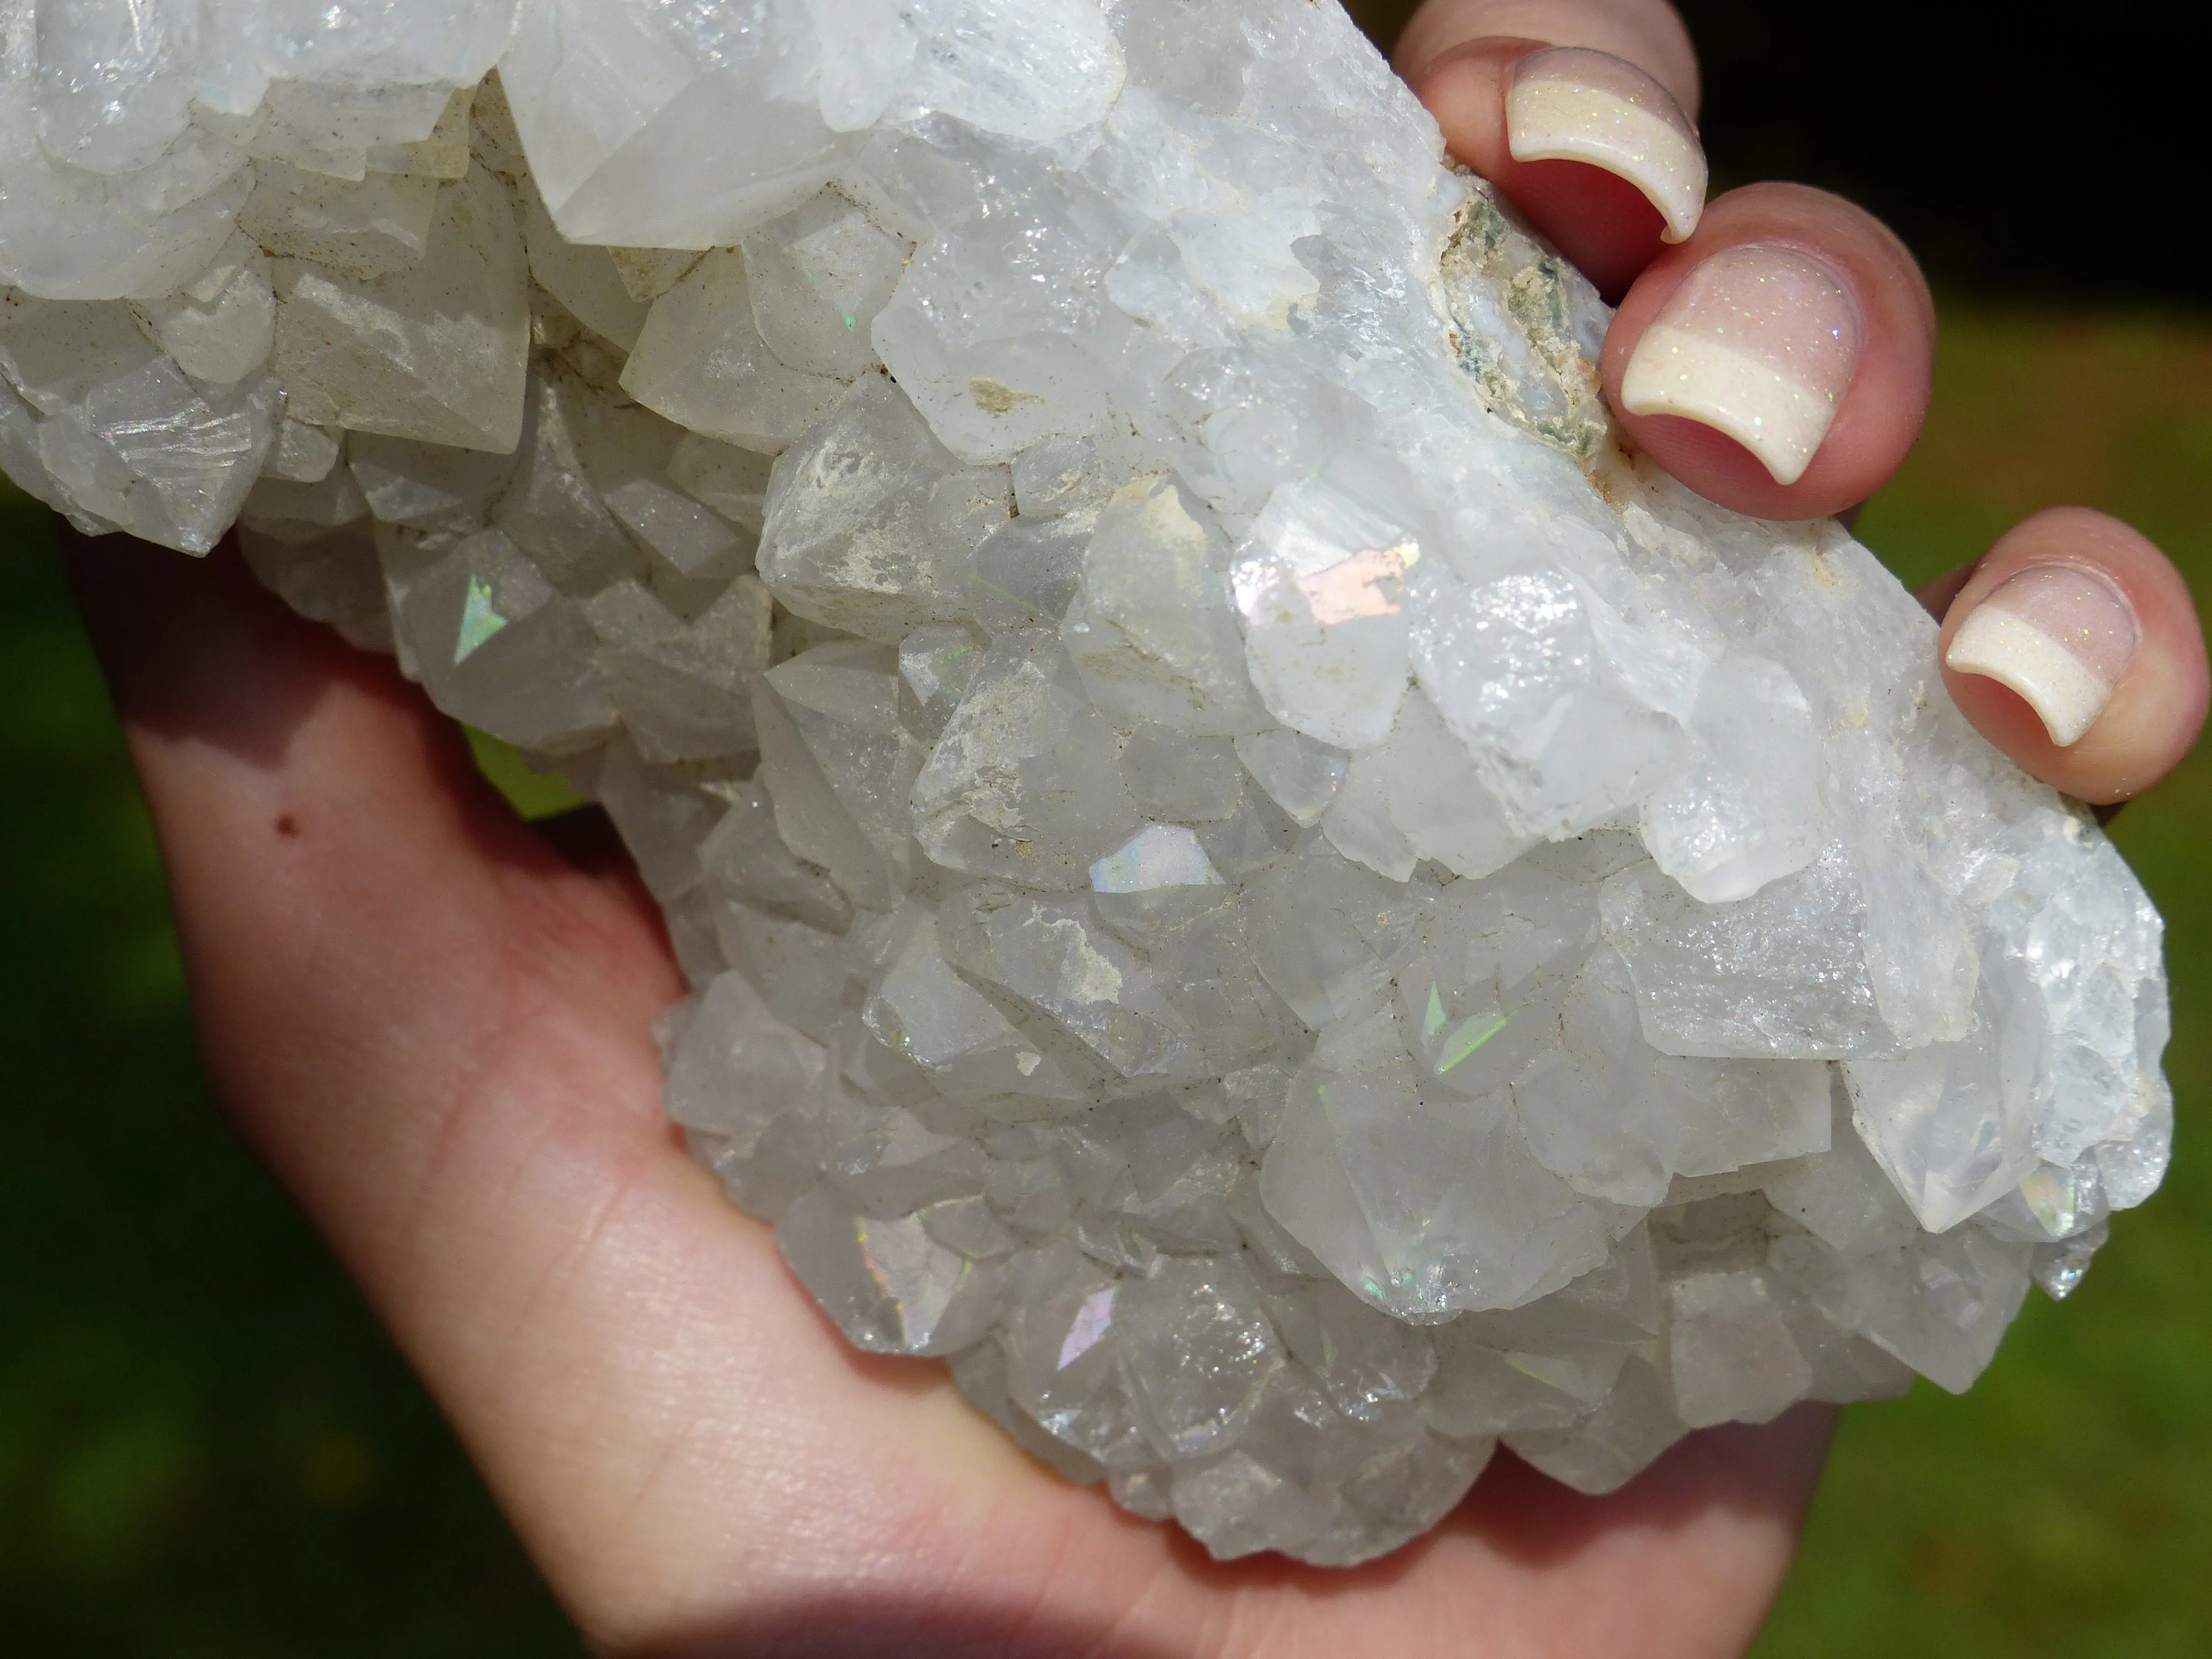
[
  {"xmin": 1619, "ymin": 243, "xmax": 1859, "ymax": 486},
  {"xmin": 1944, "ymin": 564, "xmax": 2140, "ymax": 747},
  {"xmin": 1506, "ymin": 46, "xmax": 1707, "ymax": 243}
]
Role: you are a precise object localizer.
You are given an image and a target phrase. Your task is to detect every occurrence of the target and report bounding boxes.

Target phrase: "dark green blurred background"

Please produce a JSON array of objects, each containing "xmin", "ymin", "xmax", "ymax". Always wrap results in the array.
[{"xmin": 4, "ymin": 6, "xmax": 2209, "ymax": 1653}]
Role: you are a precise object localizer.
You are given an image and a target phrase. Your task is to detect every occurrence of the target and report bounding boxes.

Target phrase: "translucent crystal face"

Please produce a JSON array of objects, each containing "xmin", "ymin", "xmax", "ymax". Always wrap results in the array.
[{"xmin": 1, "ymin": 0, "xmax": 2171, "ymax": 1568}]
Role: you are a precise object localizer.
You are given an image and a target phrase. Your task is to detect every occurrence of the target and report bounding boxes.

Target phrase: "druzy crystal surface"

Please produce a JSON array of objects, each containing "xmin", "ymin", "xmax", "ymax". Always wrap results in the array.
[{"xmin": 2, "ymin": 0, "xmax": 2172, "ymax": 1566}]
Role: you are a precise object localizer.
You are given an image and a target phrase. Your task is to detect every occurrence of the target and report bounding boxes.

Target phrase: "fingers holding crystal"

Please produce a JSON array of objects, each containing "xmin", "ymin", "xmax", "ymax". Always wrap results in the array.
[
  {"xmin": 1399, "ymin": 13, "xmax": 2141, "ymax": 791},
  {"xmin": 1932, "ymin": 509, "xmax": 2208, "ymax": 803},
  {"xmin": 1399, "ymin": 0, "xmax": 1704, "ymax": 299},
  {"xmin": 1619, "ymin": 243, "xmax": 1858, "ymax": 488},
  {"xmin": 1397, "ymin": 6, "xmax": 1935, "ymax": 520},
  {"xmin": 1507, "ymin": 46, "xmax": 1705, "ymax": 242},
  {"xmin": 1396, "ymin": 0, "xmax": 1703, "ymax": 90},
  {"xmin": 1603, "ymin": 182, "xmax": 1937, "ymax": 520}
]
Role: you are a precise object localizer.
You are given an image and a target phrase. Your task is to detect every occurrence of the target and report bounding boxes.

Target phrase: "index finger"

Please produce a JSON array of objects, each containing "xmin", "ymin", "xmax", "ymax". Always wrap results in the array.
[{"xmin": 1397, "ymin": 0, "xmax": 1704, "ymax": 299}]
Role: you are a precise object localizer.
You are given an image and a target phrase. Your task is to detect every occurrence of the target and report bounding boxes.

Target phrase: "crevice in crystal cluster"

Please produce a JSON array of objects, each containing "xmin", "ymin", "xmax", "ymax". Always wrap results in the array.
[{"xmin": 2, "ymin": 0, "xmax": 2171, "ymax": 1567}]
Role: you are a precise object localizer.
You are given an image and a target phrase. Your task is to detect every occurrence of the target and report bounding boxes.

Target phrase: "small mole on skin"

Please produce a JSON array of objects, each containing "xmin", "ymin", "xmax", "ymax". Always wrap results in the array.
[{"xmin": 276, "ymin": 813, "xmax": 300, "ymax": 838}]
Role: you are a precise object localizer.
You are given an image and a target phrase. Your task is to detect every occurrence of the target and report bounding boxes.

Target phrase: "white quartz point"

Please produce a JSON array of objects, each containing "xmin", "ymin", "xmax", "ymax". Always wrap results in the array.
[
  {"xmin": 1062, "ymin": 474, "xmax": 1271, "ymax": 735},
  {"xmin": 778, "ymin": 1186, "xmax": 1006, "ymax": 1355},
  {"xmin": 938, "ymin": 885, "xmax": 1198, "ymax": 1078},
  {"xmin": 1232, "ymin": 476, "xmax": 1416, "ymax": 750},
  {"xmin": 1770, "ymin": 1224, "xmax": 2031, "ymax": 1394},
  {"xmin": 863, "ymin": 905, "xmax": 1082, "ymax": 1097},
  {"xmin": 1638, "ymin": 651, "xmax": 1825, "ymax": 904},
  {"xmin": 389, "ymin": 528, "xmax": 615, "ymax": 750},
  {"xmin": 272, "ymin": 165, "xmax": 529, "ymax": 452},
  {"xmin": 1102, "ymin": 94, "xmax": 1323, "ymax": 336},
  {"xmin": 482, "ymin": 369, "xmax": 634, "ymax": 592},
  {"xmin": 740, "ymin": 190, "xmax": 910, "ymax": 379},
  {"xmin": 519, "ymin": 185, "xmax": 650, "ymax": 350},
  {"xmin": 620, "ymin": 249, "xmax": 853, "ymax": 453},
  {"xmin": 1119, "ymin": 1254, "xmax": 1280, "ymax": 1455},
  {"xmin": 667, "ymin": 435, "xmax": 774, "ymax": 530},
  {"xmin": 243, "ymin": 81, "xmax": 478, "ymax": 179},
  {"xmin": 1321, "ymin": 744, "xmax": 1417, "ymax": 881},
  {"xmin": 1381, "ymin": 691, "xmax": 1535, "ymax": 881},
  {"xmin": 265, "ymin": 416, "xmax": 342, "ymax": 483},
  {"xmin": 1115, "ymin": 726, "xmax": 1242, "ymax": 822},
  {"xmin": 1242, "ymin": 837, "xmax": 1426, "ymax": 1031},
  {"xmin": 665, "ymin": 969, "xmax": 835, "ymax": 1147},
  {"xmin": 755, "ymin": 374, "xmax": 1011, "ymax": 641},
  {"xmin": 1844, "ymin": 1013, "xmax": 2037, "ymax": 1235},
  {"xmin": 1662, "ymin": 1267, "xmax": 1811, "ymax": 1427},
  {"xmin": 909, "ymin": 633, "xmax": 1144, "ymax": 889},
  {"xmin": 1601, "ymin": 847, "xmax": 1905, "ymax": 1059},
  {"xmin": 753, "ymin": 646, "xmax": 920, "ymax": 913},
  {"xmin": 898, "ymin": 624, "xmax": 989, "ymax": 739},
  {"xmin": 1601, "ymin": 845, "xmax": 1911, "ymax": 1066},
  {"xmin": 129, "ymin": 236, "xmax": 275, "ymax": 387},
  {"xmin": 1763, "ymin": 1086, "xmax": 1923, "ymax": 1255},
  {"xmin": 201, "ymin": 0, "xmax": 517, "ymax": 126},
  {"xmin": 0, "ymin": 293, "xmax": 276, "ymax": 552},
  {"xmin": 0, "ymin": 127, "xmax": 249, "ymax": 303},
  {"xmin": 1259, "ymin": 1005, "xmax": 1622, "ymax": 1318},
  {"xmin": 498, "ymin": 0, "xmax": 852, "ymax": 249},
  {"xmin": 1505, "ymin": 1358, "xmax": 1689, "ymax": 1495},
  {"xmin": 241, "ymin": 464, "xmax": 369, "ymax": 539},
  {"xmin": 368, "ymin": 85, "xmax": 481, "ymax": 179},
  {"xmin": 606, "ymin": 246, "xmax": 703, "ymax": 304},
  {"xmin": 1233, "ymin": 728, "xmax": 1347, "ymax": 827},
  {"xmin": 604, "ymin": 471, "xmax": 747, "ymax": 582},
  {"xmin": 1091, "ymin": 823, "xmax": 1224, "ymax": 893},
  {"xmin": 1411, "ymin": 562, "xmax": 1689, "ymax": 841},
  {"xmin": 239, "ymin": 160, "xmax": 445, "ymax": 280},
  {"xmin": 348, "ymin": 431, "xmax": 514, "ymax": 532},
  {"xmin": 25, "ymin": 0, "xmax": 196, "ymax": 175},
  {"xmin": 588, "ymin": 576, "xmax": 771, "ymax": 763},
  {"xmin": 813, "ymin": 0, "xmax": 1126, "ymax": 140}
]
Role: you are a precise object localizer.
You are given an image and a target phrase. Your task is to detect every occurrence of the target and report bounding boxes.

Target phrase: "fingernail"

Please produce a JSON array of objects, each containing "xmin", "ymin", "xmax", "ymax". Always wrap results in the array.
[
  {"xmin": 1619, "ymin": 243, "xmax": 1859, "ymax": 486},
  {"xmin": 1944, "ymin": 564, "xmax": 2140, "ymax": 746},
  {"xmin": 1506, "ymin": 46, "xmax": 1708, "ymax": 243}
]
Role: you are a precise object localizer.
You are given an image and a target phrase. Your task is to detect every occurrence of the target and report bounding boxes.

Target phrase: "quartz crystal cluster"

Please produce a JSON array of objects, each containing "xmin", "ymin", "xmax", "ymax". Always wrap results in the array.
[{"xmin": 2, "ymin": 0, "xmax": 2172, "ymax": 1566}]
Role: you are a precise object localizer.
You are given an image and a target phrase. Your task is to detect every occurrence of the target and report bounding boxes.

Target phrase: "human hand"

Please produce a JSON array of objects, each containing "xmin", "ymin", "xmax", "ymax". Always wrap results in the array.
[
  {"xmin": 66, "ymin": 532, "xmax": 1835, "ymax": 1657},
  {"xmin": 60, "ymin": 4, "xmax": 2206, "ymax": 1657}
]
